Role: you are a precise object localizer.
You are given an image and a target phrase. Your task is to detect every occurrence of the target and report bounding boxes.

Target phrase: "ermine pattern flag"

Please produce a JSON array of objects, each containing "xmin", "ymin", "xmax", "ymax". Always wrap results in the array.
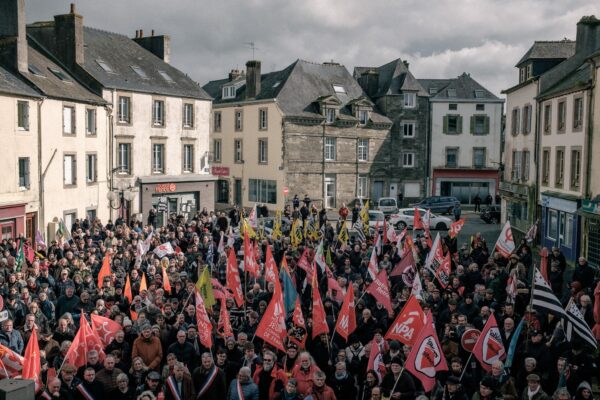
[
  {"xmin": 472, "ymin": 314, "xmax": 506, "ymax": 372},
  {"xmin": 385, "ymin": 295, "xmax": 426, "ymax": 346},
  {"xmin": 532, "ymin": 268, "xmax": 567, "ymax": 318},
  {"xmin": 353, "ymin": 220, "xmax": 366, "ymax": 242},
  {"xmin": 565, "ymin": 301, "xmax": 597, "ymax": 349},
  {"xmin": 495, "ymin": 221, "xmax": 515, "ymax": 257},
  {"xmin": 335, "ymin": 284, "xmax": 356, "ymax": 340}
]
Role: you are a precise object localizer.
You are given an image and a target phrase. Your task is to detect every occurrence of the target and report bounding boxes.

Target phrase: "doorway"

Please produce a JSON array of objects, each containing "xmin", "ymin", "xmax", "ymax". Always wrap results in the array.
[{"xmin": 324, "ymin": 175, "xmax": 336, "ymax": 209}]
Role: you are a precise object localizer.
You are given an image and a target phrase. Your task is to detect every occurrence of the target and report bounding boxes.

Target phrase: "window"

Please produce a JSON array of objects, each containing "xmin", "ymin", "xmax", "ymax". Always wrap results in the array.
[
  {"xmin": 357, "ymin": 175, "xmax": 368, "ymax": 198},
  {"xmin": 217, "ymin": 180, "xmax": 229, "ymax": 203},
  {"xmin": 474, "ymin": 90, "xmax": 484, "ymax": 98},
  {"xmin": 472, "ymin": 115, "xmax": 488, "ymax": 135},
  {"xmin": 512, "ymin": 150, "xmax": 522, "ymax": 181},
  {"xmin": 213, "ymin": 139, "xmax": 222, "ymax": 163},
  {"xmin": 358, "ymin": 110, "xmax": 368, "ymax": 125},
  {"xmin": 152, "ymin": 144, "xmax": 165, "ymax": 174},
  {"xmin": 473, "ymin": 148, "xmax": 486, "ymax": 168},
  {"xmin": 326, "ymin": 108, "xmax": 336, "ymax": 124},
  {"xmin": 429, "ymin": 88, "xmax": 438, "ymax": 95},
  {"xmin": 447, "ymin": 89, "xmax": 457, "ymax": 97},
  {"xmin": 234, "ymin": 139, "xmax": 243, "ymax": 163},
  {"xmin": 63, "ymin": 106, "xmax": 75, "ymax": 134},
  {"xmin": 402, "ymin": 122, "xmax": 415, "ymax": 138},
  {"xmin": 86, "ymin": 209, "xmax": 96, "ymax": 222},
  {"xmin": 258, "ymin": 139, "xmax": 268, "ymax": 164},
  {"xmin": 526, "ymin": 64, "xmax": 532, "ymax": 80},
  {"xmin": 333, "ymin": 84, "xmax": 346, "ymax": 94},
  {"xmin": 403, "ymin": 92, "xmax": 416, "ymax": 108},
  {"xmin": 259, "ymin": 108, "xmax": 268, "ymax": 130},
  {"xmin": 547, "ymin": 209, "xmax": 558, "ymax": 240},
  {"xmin": 28, "ymin": 64, "xmax": 44, "ymax": 77},
  {"xmin": 555, "ymin": 148, "xmax": 565, "ymax": 186},
  {"xmin": 214, "ymin": 111, "xmax": 222, "ymax": 132},
  {"xmin": 86, "ymin": 154, "xmax": 97, "ymax": 183},
  {"xmin": 118, "ymin": 143, "xmax": 131, "ymax": 174},
  {"xmin": 402, "ymin": 153, "xmax": 415, "ymax": 168},
  {"xmin": 542, "ymin": 148, "xmax": 550, "ymax": 184},
  {"xmin": 522, "ymin": 104, "xmax": 532, "ymax": 135},
  {"xmin": 86, "ymin": 108, "xmax": 96, "ymax": 135},
  {"xmin": 63, "ymin": 154, "xmax": 76, "ymax": 186},
  {"xmin": 152, "ymin": 100, "xmax": 165, "ymax": 127},
  {"xmin": 17, "ymin": 101, "xmax": 29, "ymax": 130},
  {"xmin": 130, "ymin": 65, "xmax": 148, "ymax": 79},
  {"xmin": 235, "ymin": 110, "xmax": 243, "ymax": 131},
  {"xmin": 182, "ymin": 144, "xmax": 194, "ymax": 172},
  {"xmin": 573, "ymin": 97, "xmax": 583, "ymax": 129},
  {"xmin": 96, "ymin": 59, "xmax": 113, "ymax": 73},
  {"xmin": 571, "ymin": 148, "xmax": 581, "ymax": 189},
  {"xmin": 476, "ymin": 104, "xmax": 485, "ymax": 111},
  {"xmin": 519, "ymin": 67, "xmax": 526, "ymax": 83},
  {"xmin": 358, "ymin": 139, "xmax": 368, "ymax": 161},
  {"xmin": 557, "ymin": 100, "xmax": 566, "ymax": 132},
  {"xmin": 444, "ymin": 115, "xmax": 460, "ymax": 134},
  {"xmin": 118, "ymin": 96, "xmax": 131, "ymax": 123},
  {"xmin": 48, "ymin": 67, "xmax": 71, "ymax": 82},
  {"xmin": 449, "ymin": 104, "xmax": 457, "ymax": 110},
  {"xmin": 543, "ymin": 103, "xmax": 552, "ymax": 134},
  {"xmin": 248, "ymin": 179, "xmax": 277, "ymax": 204},
  {"xmin": 511, "ymin": 108, "xmax": 520, "ymax": 135},
  {"xmin": 324, "ymin": 137, "xmax": 336, "ymax": 161},
  {"xmin": 183, "ymin": 103, "xmax": 194, "ymax": 128},
  {"xmin": 446, "ymin": 148, "xmax": 458, "ymax": 168},
  {"xmin": 18, "ymin": 158, "xmax": 30, "ymax": 189},
  {"xmin": 222, "ymin": 86, "xmax": 236, "ymax": 99},
  {"xmin": 522, "ymin": 151, "xmax": 530, "ymax": 182},
  {"xmin": 158, "ymin": 70, "xmax": 173, "ymax": 83}
]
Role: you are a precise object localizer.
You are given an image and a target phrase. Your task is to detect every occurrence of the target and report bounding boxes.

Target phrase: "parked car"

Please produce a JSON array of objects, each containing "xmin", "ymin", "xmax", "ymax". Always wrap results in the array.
[
  {"xmin": 389, "ymin": 208, "xmax": 453, "ymax": 230},
  {"xmin": 411, "ymin": 196, "xmax": 460, "ymax": 215},
  {"xmin": 349, "ymin": 210, "xmax": 385, "ymax": 236},
  {"xmin": 377, "ymin": 197, "xmax": 398, "ymax": 214},
  {"xmin": 480, "ymin": 205, "xmax": 501, "ymax": 224}
]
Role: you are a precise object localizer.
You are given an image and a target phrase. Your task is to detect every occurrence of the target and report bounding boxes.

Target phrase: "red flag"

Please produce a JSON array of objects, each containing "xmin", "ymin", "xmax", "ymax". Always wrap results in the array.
[
  {"xmin": 435, "ymin": 252, "xmax": 452, "ymax": 288},
  {"xmin": 195, "ymin": 289, "xmax": 213, "ymax": 349},
  {"xmin": 255, "ymin": 283, "xmax": 287, "ymax": 351},
  {"xmin": 97, "ymin": 254, "xmax": 111, "ymax": 288},
  {"xmin": 367, "ymin": 248, "xmax": 379, "ymax": 281},
  {"xmin": 385, "ymin": 296, "xmax": 427, "ymax": 346},
  {"xmin": 367, "ymin": 339, "xmax": 386, "ymax": 380},
  {"xmin": 472, "ymin": 314, "xmax": 506, "ymax": 372},
  {"xmin": 212, "ymin": 278, "xmax": 233, "ymax": 301},
  {"xmin": 139, "ymin": 272, "xmax": 147, "ymax": 292},
  {"xmin": 124, "ymin": 274, "xmax": 133, "ymax": 303},
  {"xmin": 226, "ymin": 247, "xmax": 244, "ymax": 307},
  {"xmin": 162, "ymin": 266, "xmax": 171, "ymax": 294},
  {"xmin": 290, "ymin": 297, "xmax": 307, "ymax": 348},
  {"xmin": 405, "ymin": 312, "xmax": 448, "ymax": 393},
  {"xmin": 383, "ymin": 219, "xmax": 388, "ymax": 244},
  {"xmin": 296, "ymin": 248, "xmax": 312, "ymax": 280},
  {"xmin": 264, "ymin": 245, "xmax": 279, "ymax": 286},
  {"xmin": 90, "ymin": 314, "xmax": 122, "ymax": 347},
  {"xmin": 217, "ymin": 299, "xmax": 233, "ymax": 339},
  {"xmin": 540, "ymin": 247, "xmax": 549, "ymax": 283},
  {"xmin": 311, "ymin": 263, "xmax": 329, "ymax": 339},
  {"xmin": 413, "ymin": 208, "xmax": 424, "ymax": 230},
  {"xmin": 22, "ymin": 327, "xmax": 42, "ymax": 392},
  {"xmin": 391, "ymin": 250, "xmax": 415, "ymax": 277},
  {"xmin": 65, "ymin": 314, "xmax": 105, "ymax": 368},
  {"xmin": 243, "ymin": 231, "xmax": 259, "ymax": 277},
  {"xmin": 366, "ymin": 269, "xmax": 393, "ymax": 315},
  {"xmin": 335, "ymin": 284, "xmax": 356, "ymax": 341},
  {"xmin": 448, "ymin": 219, "xmax": 465, "ymax": 239},
  {"xmin": 0, "ymin": 345, "xmax": 23, "ymax": 379}
]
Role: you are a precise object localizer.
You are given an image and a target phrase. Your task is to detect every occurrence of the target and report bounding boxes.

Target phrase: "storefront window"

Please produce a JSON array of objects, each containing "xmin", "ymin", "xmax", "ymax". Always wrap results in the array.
[
  {"xmin": 249, "ymin": 179, "xmax": 277, "ymax": 204},
  {"xmin": 546, "ymin": 209, "xmax": 558, "ymax": 241},
  {"xmin": 217, "ymin": 180, "xmax": 229, "ymax": 203}
]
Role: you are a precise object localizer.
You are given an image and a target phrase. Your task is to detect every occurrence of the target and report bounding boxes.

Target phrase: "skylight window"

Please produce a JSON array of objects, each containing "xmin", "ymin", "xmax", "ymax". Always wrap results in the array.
[
  {"xmin": 447, "ymin": 88, "xmax": 457, "ymax": 97},
  {"xmin": 273, "ymin": 81, "xmax": 281, "ymax": 88},
  {"xmin": 28, "ymin": 64, "xmax": 44, "ymax": 77},
  {"xmin": 158, "ymin": 70, "xmax": 174, "ymax": 83},
  {"xmin": 429, "ymin": 88, "xmax": 438, "ymax": 94},
  {"xmin": 48, "ymin": 67, "xmax": 71, "ymax": 82},
  {"xmin": 96, "ymin": 59, "xmax": 113, "ymax": 73},
  {"xmin": 474, "ymin": 90, "xmax": 485, "ymax": 98},
  {"xmin": 131, "ymin": 65, "xmax": 149, "ymax": 79},
  {"xmin": 333, "ymin": 84, "xmax": 346, "ymax": 94}
]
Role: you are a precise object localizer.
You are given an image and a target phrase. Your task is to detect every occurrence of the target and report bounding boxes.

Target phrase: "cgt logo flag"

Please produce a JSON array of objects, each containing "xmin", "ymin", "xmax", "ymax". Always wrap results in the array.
[
  {"xmin": 494, "ymin": 221, "xmax": 515, "ymax": 258},
  {"xmin": 385, "ymin": 295, "xmax": 426, "ymax": 346},
  {"xmin": 255, "ymin": 283, "xmax": 287, "ymax": 351},
  {"xmin": 405, "ymin": 311, "xmax": 448, "ymax": 392},
  {"xmin": 472, "ymin": 314, "xmax": 506, "ymax": 372},
  {"xmin": 448, "ymin": 219, "xmax": 465, "ymax": 239}
]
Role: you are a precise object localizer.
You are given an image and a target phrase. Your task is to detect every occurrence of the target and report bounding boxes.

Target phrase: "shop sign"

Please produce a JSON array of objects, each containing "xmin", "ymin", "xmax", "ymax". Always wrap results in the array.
[
  {"xmin": 581, "ymin": 200, "xmax": 600, "ymax": 215},
  {"xmin": 157, "ymin": 197, "xmax": 168, "ymax": 212},
  {"xmin": 155, "ymin": 183, "xmax": 177, "ymax": 193},
  {"xmin": 211, "ymin": 166, "xmax": 230, "ymax": 176}
]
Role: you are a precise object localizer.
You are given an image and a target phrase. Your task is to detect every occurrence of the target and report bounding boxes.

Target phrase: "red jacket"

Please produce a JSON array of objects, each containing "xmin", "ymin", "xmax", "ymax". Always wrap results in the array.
[
  {"xmin": 252, "ymin": 365, "xmax": 287, "ymax": 399},
  {"xmin": 290, "ymin": 364, "xmax": 320, "ymax": 397},
  {"xmin": 310, "ymin": 384, "xmax": 337, "ymax": 400}
]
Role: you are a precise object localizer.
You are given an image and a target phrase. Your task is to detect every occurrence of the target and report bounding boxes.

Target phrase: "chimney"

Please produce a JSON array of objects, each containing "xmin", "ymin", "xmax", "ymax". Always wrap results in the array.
[
  {"xmin": 403, "ymin": 60, "xmax": 410, "ymax": 69},
  {"xmin": 358, "ymin": 69, "xmax": 379, "ymax": 97},
  {"xmin": 133, "ymin": 33, "xmax": 171, "ymax": 63},
  {"xmin": 54, "ymin": 3, "xmax": 84, "ymax": 66},
  {"xmin": 246, "ymin": 60, "xmax": 261, "ymax": 99},
  {"xmin": 575, "ymin": 15, "xmax": 600, "ymax": 56},
  {"xmin": 0, "ymin": 0, "xmax": 28, "ymax": 74},
  {"xmin": 229, "ymin": 69, "xmax": 243, "ymax": 81}
]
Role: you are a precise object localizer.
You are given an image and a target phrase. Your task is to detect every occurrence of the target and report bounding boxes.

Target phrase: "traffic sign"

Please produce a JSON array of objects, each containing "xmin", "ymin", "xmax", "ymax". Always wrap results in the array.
[
  {"xmin": 283, "ymin": 187, "xmax": 289, "ymax": 196},
  {"xmin": 461, "ymin": 328, "xmax": 481, "ymax": 352}
]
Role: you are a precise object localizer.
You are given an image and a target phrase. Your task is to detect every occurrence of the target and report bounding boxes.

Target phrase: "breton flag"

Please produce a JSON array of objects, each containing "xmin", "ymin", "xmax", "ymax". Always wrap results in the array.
[
  {"xmin": 494, "ymin": 221, "xmax": 515, "ymax": 257},
  {"xmin": 565, "ymin": 300, "xmax": 597, "ymax": 349},
  {"xmin": 353, "ymin": 220, "xmax": 366, "ymax": 243},
  {"xmin": 472, "ymin": 314, "xmax": 506, "ymax": 372},
  {"xmin": 532, "ymin": 268, "xmax": 567, "ymax": 318}
]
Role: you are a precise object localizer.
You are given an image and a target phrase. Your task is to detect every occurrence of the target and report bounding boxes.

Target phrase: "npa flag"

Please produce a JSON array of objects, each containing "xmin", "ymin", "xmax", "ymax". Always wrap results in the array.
[
  {"xmin": 367, "ymin": 248, "xmax": 379, "ymax": 281},
  {"xmin": 217, "ymin": 298, "xmax": 234, "ymax": 339},
  {"xmin": 124, "ymin": 274, "xmax": 133, "ymax": 303},
  {"xmin": 472, "ymin": 314, "xmax": 506, "ymax": 372},
  {"xmin": 194, "ymin": 289, "xmax": 213, "ymax": 349},
  {"xmin": 65, "ymin": 314, "xmax": 105, "ymax": 368},
  {"xmin": 435, "ymin": 252, "xmax": 452, "ymax": 288},
  {"xmin": 367, "ymin": 339, "xmax": 386, "ymax": 380},
  {"xmin": 335, "ymin": 284, "xmax": 356, "ymax": 341},
  {"xmin": 243, "ymin": 231, "xmax": 259, "ymax": 277},
  {"xmin": 494, "ymin": 221, "xmax": 515, "ymax": 257},
  {"xmin": 97, "ymin": 254, "xmax": 111, "ymax": 288},
  {"xmin": 448, "ymin": 219, "xmax": 465, "ymax": 239},
  {"xmin": 162, "ymin": 265, "xmax": 171, "ymax": 294},
  {"xmin": 385, "ymin": 296, "xmax": 426, "ymax": 346},
  {"xmin": 366, "ymin": 269, "xmax": 393, "ymax": 315},
  {"xmin": 390, "ymin": 250, "xmax": 416, "ymax": 277},
  {"xmin": 311, "ymin": 264, "xmax": 329, "ymax": 339},
  {"xmin": 413, "ymin": 208, "xmax": 424, "ymax": 230},
  {"xmin": 0, "ymin": 345, "xmax": 23, "ymax": 379},
  {"xmin": 90, "ymin": 314, "xmax": 122, "ymax": 347},
  {"xmin": 405, "ymin": 312, "xmax": 448, "ymax": 392},
  {"xmin": 264, "ymin": 245, "xmax": 279, "ymax": 285},
  {"xmin": 226, "ymin": 247, "xmax": 244, "ymax": 307},
  {"xmin": 255, "ymin": 283, "xmax": 287, "ymax": 351},
  {"xmin": 22, "ymin": 327, "xmax": 42, "ymax": 392},
  {"xmin": 153, "ymin": 242, "xmax": 174, "ymax": 258},
  {"xmin": 290, "ymin": 297, "xmax": 308, "ymax": 348}
]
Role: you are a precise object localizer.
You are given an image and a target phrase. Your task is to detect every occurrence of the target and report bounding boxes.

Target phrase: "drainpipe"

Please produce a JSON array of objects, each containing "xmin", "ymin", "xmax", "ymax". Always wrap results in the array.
[
  {"xmin": 108, "ymin": 90, "xmax": 116, "ymax": 222},
  {"xmin": 35, "ymin": 97, "xmax": 47, "ymax": 235},
  {"xmin": 583, "ymin": 58, "xmax": 597, "ymax": 259},
  {"xmin": 534, "ymin": 82, "xmax": 542, "ymax": 228},
  {"xmin": 322, "ymin": 123, "xmax": 326, "ymax": 208}
]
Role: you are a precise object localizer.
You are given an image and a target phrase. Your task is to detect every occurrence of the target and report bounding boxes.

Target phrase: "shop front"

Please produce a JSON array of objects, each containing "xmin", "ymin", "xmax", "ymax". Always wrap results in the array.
[
  {"xmin": 540, "ymin": 192, "xmax": 580, "ymax": 263},
  {"xmin": 500, "ymin": 181, "xmax": 536, "ymax": 243},
  {"xmin": 138, "ymin": 175, "xmax": 216, "ymax": 227},
  {"xmin": 432, "ymin": 168, "xmax": 500, "ymax": 205},
  {"xmin": 0, "ymin": 204, "xmax": 26, "ymax": 240},
  {"xmin": 577, "ymin": 199, "xmax": 600, "ymax": 268}
]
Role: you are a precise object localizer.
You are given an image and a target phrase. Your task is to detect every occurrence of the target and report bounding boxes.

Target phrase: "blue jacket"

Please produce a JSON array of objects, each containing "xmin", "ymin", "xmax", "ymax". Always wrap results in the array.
[
  {"xmin": 0, "ymin": 329, "xmax": 24, "ymax": 354},
  {"xmin": 227, "ymin": 379, "xmax": 259, "ymax": 400}
]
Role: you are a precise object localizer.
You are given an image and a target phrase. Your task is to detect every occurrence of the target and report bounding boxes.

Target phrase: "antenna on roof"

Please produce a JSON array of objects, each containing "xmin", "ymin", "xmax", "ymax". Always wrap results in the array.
[{"xmin": 244, "ymin": 42, "xmax": 259, "ymax": 59}]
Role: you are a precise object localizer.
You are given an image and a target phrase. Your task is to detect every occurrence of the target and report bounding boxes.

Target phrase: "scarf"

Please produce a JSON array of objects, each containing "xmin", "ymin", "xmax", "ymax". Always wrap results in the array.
[{"xmin": 527, "ymin": 386, "xmax": 540, "ymax": 399}]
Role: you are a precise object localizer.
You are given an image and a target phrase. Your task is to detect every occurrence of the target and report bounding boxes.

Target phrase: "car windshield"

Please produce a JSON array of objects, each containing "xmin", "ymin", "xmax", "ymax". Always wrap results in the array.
[
  {"xmin": 369, "ymin": 212, "xmax": 384, "ymax": 221},
  {"xmin": 379, "ymin": 199, "xmax": 395, "ymax": 207}
]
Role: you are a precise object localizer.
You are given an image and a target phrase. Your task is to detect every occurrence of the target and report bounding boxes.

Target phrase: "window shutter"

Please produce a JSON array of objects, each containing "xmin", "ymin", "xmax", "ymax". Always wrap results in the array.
[
  {"xmin": 94, "ymin": 156, "xmax": 98, "ymax": 181},
  {"xmin": 470, "ymin": 116, "xmax": 475, "ymax": 134},
  {"xmin": 457, "ymin": 116, "xmax": 463, "ymax": 134},
  {"xmin": 24, "ymin": 104, "xmax": 29, "ymax": 130},
  {"xmin": 73, "ymin": 156, "xmax": 77, "ymax": 184},
  {"xmin": 443, "ymin": 116, "xmax": 448, "ymax": 134},
  {"xmin": 484, "ymin": 116, "xmax": 490, "ymax": 134}
]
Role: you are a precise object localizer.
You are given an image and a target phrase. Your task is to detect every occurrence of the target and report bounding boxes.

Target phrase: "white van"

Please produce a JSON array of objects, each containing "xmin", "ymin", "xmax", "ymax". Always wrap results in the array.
[{"xmin": 377, "ymin": 197, "xmax": 398, "ymax": 214}]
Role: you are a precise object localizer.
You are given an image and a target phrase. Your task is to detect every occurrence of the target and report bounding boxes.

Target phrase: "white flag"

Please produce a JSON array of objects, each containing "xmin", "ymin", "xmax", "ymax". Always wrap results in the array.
[
  {"xmin": 494, "ymin": 221, "xmax": 515, "ymax": 257},
  {"xmin": 153, "ymin": 242, "xmax": 174, "ymax": 258},
  {"xmin": 412, "ymin": 270, "xmax": 424, "ymax": 300}
]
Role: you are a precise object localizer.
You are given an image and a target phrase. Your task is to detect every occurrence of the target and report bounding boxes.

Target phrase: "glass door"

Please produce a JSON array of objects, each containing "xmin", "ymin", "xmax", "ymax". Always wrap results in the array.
[{"xmin": 324, "ymin": 175, "xmax": 336, "ymax": 209}]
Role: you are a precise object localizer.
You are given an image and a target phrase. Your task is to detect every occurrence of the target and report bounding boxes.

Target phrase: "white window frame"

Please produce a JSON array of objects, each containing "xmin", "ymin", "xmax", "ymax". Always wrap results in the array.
[
  {"xmin": 85, "ymin": 108, "xmax": 96, "ymax": 135},
  {"xmin": 234, "ymin": 139, "xmax": 243, "ymax": 163},
  {"xmin": 152, "ymin": 144, "xmax": 165, "ymax": 174},
  {"xmin": 63, "ymin": 106, "xmax": 75, "ymax": 134},
  {"xmin": 17, "ymin": 101, "xmax": 29, "ymax": 131},
  {"xmin": 326, "ymin": 108, "xmax": 336, "ymax": 124},
  {"xmin": 402, "ymin": 122, "xmax": 415, "ymax": 138},
  {"xmin": 118, "ymin": 143, "xmax": 131, "ymax": 174},
  {"xmin": 118, "ymin": 96, "xmax": 130, "ymax": 123},
  {"xmin": 18, "ymin": 157, "xmax": 30, "ymax": 189},
  {"xmin": 63, "ymin": 154, "xmax": 76, "ymax": 186},
  {"xmin": 358, "ymin": 110, "xmax": 368, "ymax": 125},
  {"xmin": 402, "ymin": 152, "xmax": 415, "ymax": 168},
  {"xmin": 183, "ymin": 144, "xmax": 194, "ymax": 172},
  {"xmin": 403, "ymin": 92, "xmax": 416, "ymax": 108},
  {"xmin": 258, "ymin": 139, "xmax": 268, "ymax": 164},
  {"xmin": 357, "ymin": 138, "xmax": 368, "ymax": 161},
  {"xmin": 183, "ymin": 103, "xmax": 194, "ymax": 128},
  {"xmin": 86, "ymin": 154, "xmax": 97, "ymax": 183},
  {"xmin": 324, "ymin": 137, "xmax": 336, "ymax": 161},
  {"xmin": 153, "ymin": 100, "xmax": 165, "ymax": 127},
  {"xmin": 357, "ymin": 175, "xmax": 368, "ymax": 198},
  {"xmin": 235, "ymin": 110, "xmax": 243, "ymax": 131},
  {"xmin": 213, "ymin": 139, "xmax": 222, "ymax": 163},
  {"xmin": 222, "ymin": 86, "xmax": 236, "ymax": 99},
  {"xmin": 259, "ymin": 108, "xmax": 268, "ymax": 130}
]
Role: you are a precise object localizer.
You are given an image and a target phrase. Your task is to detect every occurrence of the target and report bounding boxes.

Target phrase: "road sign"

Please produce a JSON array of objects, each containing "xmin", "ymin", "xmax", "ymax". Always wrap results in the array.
[
  {"xmin": 461, "ymin": 328, "xmax": 481, "ymax": 352},
  {"xmin": 283, "ymin": 187, "xmax": 289, "ymax": 196}
]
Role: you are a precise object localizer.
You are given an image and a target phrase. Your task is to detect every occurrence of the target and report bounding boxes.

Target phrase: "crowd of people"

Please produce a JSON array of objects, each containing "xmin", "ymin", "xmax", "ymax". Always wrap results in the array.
[{"xmin": 0, "ymin": 197, "xmax": 598, "ymax": 400}]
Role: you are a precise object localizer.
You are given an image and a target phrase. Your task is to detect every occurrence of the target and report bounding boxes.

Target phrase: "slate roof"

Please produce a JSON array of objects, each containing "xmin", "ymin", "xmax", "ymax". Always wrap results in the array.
[
  {"xmin": 515, "ymin": 40, "xmax": 576, "ymax": 67},
  {"xmin": 27, "ymin": 23, "xmax": 210, "ymax": 100},
  {"xmin": 203, "ymin": 59, "xmax": 392, "ymax": 124},
  {"xmin": 418, "ymin": 73, "xmax": 502, "ymax": 101},
  {"xmin": 353, "ymin": 58, "xmax": 428, "ymax": 97},
  {"xmin": 0, "ymin": 64, "xmax": 40, "ymax": 98},
  {"xmin": 537, "ymin": 54, "xmax": 593, "ymax": 99}
]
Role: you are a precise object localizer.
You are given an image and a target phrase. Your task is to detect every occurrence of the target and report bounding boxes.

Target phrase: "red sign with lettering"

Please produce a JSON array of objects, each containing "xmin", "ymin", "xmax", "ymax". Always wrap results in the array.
[
  {"xmin": 211, "ymin": 167, "xmax": 230, "ymax": 177},
  {"xmin": 155, "ymin": 183, "xmax": 177, "ymax": 193}
]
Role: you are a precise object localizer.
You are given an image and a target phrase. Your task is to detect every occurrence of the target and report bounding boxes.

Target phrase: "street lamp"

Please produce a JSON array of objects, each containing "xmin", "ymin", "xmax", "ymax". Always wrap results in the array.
[{"xmin": 107, "ymin": 178, "xmax": 135, "ymax": 222}]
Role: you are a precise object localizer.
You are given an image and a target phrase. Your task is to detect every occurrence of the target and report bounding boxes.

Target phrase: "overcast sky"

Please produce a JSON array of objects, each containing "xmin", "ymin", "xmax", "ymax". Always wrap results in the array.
[{"xmin": 26, "ymin": 0, "xmax": 600, "ymax": 97}]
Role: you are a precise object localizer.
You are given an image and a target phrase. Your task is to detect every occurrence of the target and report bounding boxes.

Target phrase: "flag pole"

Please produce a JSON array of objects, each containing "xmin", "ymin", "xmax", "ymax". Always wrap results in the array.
[
  {"xmin": 388, "ymin": 366, "xmax": 406, "ymax": 398},
  {"xmin": 525, "ymin": 263, "xmax": 536, "ymax": 352},
  {"xmin": 459, "ymin": 353, "xmax": 473, "ymax": 381},
  {"xmin": 0, "ymin": 357, "xmax": 10, "ymax": 379}
]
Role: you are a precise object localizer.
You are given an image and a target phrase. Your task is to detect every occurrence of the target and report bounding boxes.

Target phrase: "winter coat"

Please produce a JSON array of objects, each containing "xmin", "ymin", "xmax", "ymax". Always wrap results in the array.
[{"xmin": 131, "ymin": 336, "xmax": 163, "ymax": 370}]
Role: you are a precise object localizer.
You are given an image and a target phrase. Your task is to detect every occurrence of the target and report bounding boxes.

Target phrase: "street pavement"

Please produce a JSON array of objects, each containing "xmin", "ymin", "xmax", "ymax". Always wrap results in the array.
[{"xmin": 456, "ymin": 211, "xmax": 503, "ymax": 248}]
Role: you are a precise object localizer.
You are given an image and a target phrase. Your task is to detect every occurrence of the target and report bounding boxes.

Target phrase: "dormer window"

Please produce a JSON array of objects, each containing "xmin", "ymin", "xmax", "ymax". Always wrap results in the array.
[
  {"xmin": 474, "ymin": 90, "xmax": 484, "ymax": 98},
  {"xmin": 526, "ymin": 64, "xmax": 532, "ymax": 80},
  {"xmin": 333, "ymin": 84, "xmax": 346, "ymax": 94},
  {"xmin": 358, "ymin": 110, "xmax": 368, "ymax": 125},
  {"xmin": 403, "ymin": 92, "xmax": 416, "ymax": 108},
  {"xmin": 326, "ymin": 108, "xmax": 336, "ymax": 124},
  {"xmin": 429, "ymin": 88, "xmax": 438, "ymax": 95},
  {"xmin": 222, "ymin": 86, "xmax": 236, "ymax": 99},
  {"xmin": 158, "ymin": 70, "xmax": 174, "ymax": 83},
  {"xmin": 447, "ymin": 89, "xmax": 457, "ymax": 98}
]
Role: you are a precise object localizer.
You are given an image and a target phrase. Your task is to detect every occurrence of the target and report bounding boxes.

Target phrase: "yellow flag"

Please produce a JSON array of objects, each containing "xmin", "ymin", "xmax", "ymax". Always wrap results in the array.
[
  {"xmin": 338, "ymin": 223, "xmax": 349, "ymax": 245},
  {"xmin": 241, "ymin": 218, "xmax": 256, "ymax": 239},
  {"xmin": 272, "ymin": 211, "xmax": 283, "ymax": 240},
  {"xmin": 291, "ymin": 219, "xmax": 303, "ymax": 248},
  {"xmin": 196, "ymin": 267, "xmax": 215, "ymax": 308}
]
